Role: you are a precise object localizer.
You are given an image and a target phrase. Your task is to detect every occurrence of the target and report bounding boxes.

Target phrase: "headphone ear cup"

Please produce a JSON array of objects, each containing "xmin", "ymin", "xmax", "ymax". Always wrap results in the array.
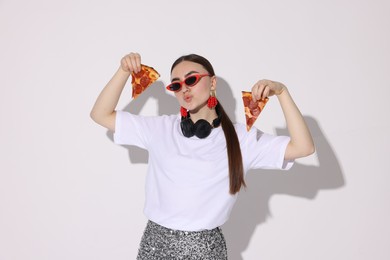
[
  {"xmin": 180, "ymin": 118, "xmax": 195, "ymax": 137},
  {"xmin": 193, "ymin": 119, "xmax": 212, "ymax": 139}
]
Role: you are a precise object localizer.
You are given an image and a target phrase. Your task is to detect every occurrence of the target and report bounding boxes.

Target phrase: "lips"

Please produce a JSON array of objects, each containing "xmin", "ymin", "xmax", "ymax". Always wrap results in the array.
[{"xmin": 184, "ymin": 95, "xmax": 192, "ymax": 103}]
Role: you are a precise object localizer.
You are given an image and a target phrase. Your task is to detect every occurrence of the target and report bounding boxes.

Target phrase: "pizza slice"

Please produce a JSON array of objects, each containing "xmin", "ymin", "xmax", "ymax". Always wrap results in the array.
[
  {"xmin": 242, "ymin": 91, "xmax": 269, "ymax": 131},
  {"xmin": 131, "ymin": 64, "xmax": 160, "ymax": 99}
]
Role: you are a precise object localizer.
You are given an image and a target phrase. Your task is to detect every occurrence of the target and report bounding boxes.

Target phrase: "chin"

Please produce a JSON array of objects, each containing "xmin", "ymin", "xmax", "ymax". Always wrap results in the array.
[{"xmin": 183, "ymin": 100, "xmax": 208, "ymax": 113}]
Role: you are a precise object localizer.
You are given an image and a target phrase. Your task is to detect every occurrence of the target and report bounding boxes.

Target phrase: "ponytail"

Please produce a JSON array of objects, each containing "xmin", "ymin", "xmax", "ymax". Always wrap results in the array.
[{"xmin": 217, "ymin": 102, "xmax": 245, "ymax": 194}]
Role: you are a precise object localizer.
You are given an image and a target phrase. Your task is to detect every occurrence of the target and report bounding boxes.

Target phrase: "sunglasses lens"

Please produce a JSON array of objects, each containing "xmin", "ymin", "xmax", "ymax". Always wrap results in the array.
[
  {"xmin": 169, "ymin": 82, "xmax": 181, "ymax": 91},
  {"xmin": 184, "ymin": 76, "xmax": 198, "ymax": 86}
]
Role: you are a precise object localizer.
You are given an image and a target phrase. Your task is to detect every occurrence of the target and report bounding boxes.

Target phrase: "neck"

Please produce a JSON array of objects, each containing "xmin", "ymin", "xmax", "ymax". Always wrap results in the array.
[{"xmin": 190, "ymin": 105, "xmax": 218, "ymax": 125}]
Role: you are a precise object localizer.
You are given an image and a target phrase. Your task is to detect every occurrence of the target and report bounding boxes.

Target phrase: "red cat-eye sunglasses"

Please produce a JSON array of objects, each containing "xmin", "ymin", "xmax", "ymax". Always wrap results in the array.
[{"xmin": 166, "ymin": 74, "xmax": 210, "ymax": 92}]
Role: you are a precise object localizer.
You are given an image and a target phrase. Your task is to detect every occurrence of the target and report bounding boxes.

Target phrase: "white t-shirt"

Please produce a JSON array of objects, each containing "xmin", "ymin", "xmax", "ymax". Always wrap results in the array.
[{"xmin": 114, "ymin": 111, "xmax": 293, "ymax": 231}]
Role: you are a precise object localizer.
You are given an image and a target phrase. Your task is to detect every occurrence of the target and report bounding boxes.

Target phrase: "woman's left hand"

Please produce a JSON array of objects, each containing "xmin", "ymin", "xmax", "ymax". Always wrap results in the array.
[{"xmin": 251, "ymin": 79, "xmax": 287, "ymax": 101}]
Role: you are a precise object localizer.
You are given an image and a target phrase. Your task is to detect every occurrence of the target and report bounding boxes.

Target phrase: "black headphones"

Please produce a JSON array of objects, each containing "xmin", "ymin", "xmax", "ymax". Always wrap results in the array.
[{"xmin": 180, "ymin": 107, "xmax": 222, "ymax": 139}]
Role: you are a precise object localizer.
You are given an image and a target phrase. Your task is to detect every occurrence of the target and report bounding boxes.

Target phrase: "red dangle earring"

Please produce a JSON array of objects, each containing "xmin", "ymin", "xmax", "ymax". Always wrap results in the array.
[
  {"xmin": 207, "ymin": 89, "xmax": 218, "ymax": 109},
  {"xmin": 180, "ymin": 106, "xmax": 188, "ymax": 117}
]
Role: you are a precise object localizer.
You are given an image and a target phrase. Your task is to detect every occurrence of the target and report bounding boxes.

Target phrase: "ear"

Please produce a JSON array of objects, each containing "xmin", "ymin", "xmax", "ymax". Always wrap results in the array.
[{"xmin": 211, "ymin": 76, "xmax": 217, "ymax": 91}]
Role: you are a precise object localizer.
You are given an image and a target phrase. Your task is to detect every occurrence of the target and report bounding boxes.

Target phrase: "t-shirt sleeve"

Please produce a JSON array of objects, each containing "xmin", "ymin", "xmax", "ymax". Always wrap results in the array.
[
  {"xmin": 113, "ymin": 110, "xmax": 152, "ymax": 149},
  {"xmin": 243, "ymin": 127, "xmax": 294, "ymax": 170}
]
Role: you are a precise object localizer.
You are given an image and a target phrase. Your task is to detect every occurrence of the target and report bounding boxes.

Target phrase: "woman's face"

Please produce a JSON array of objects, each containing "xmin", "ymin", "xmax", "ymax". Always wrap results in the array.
[{"xmin": 170, "ymin": 61, "xmax": 216, "ymax": 113}]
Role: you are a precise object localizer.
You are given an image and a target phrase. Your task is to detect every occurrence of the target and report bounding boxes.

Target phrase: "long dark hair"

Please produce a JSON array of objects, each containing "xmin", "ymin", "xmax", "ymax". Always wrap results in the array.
[{"xmin": 171, "ymin": 54, "xmax": 246, "ymax": 194}]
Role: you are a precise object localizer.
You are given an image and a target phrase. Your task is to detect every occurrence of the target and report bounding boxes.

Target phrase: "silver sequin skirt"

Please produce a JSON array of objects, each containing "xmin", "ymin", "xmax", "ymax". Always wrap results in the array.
[{"xmin": 137, "ymin": 220, "xmax": 228, "ymax": 259}]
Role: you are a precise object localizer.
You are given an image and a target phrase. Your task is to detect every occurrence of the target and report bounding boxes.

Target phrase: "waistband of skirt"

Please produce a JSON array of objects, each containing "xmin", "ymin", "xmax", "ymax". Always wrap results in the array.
[{"xmin": 147, "ymin": 220, "xmax": 220, "ymax": 236}]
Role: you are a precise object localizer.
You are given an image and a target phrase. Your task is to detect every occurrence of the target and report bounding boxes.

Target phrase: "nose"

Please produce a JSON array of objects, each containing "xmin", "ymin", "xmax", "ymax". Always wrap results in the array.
[{"xmin": 181, "ymin": 84, "xmax": 190, "ymax": 93}]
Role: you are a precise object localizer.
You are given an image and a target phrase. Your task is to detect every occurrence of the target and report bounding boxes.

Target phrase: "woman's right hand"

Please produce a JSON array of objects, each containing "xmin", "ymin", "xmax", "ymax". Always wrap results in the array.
[{"xmin": 120, "ymin": 52, "xmax": 142, "ymax": 74}]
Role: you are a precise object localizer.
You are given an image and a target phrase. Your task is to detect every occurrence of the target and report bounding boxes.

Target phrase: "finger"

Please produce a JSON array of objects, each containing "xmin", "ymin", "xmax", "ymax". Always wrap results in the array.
[
  {"xmin": 251, "ymin": 83, "xmax": 260, "ymax": 101},
  {"xmin": 262, "ymin": 86, "xmax": 270, "ymax": 99},
  {"xmin": 125, "ymin": 56, "xmax": 134, "ymax": 73},
  {"xmin": 257, "ymin": 83, "xmax": 266, "ymax": 100},
  {"xmin": 128, "ymin": 53, "xmax": 139, "ymax": 73},
  {"xmin": 134, "ymin": 53, "xmax": 141, "ymax": 72},
  {"xmin": 252, "ymin": 82, "xmax": 262, "ymax": 101}
]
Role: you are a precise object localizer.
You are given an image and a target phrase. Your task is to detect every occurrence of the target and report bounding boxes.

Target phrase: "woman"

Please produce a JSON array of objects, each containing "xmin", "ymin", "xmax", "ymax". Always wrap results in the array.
[{"xmin": 90, "ymin": 52, "xmax": 315, "ymax": 259}]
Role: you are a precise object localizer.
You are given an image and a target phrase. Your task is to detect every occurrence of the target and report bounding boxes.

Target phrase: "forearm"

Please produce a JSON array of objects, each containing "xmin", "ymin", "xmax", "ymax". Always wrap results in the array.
[
  {"xmin": 277, "ymin": 89, "xmax": 315, "ymax": 160},
  {"xmin": 90, "ymin": 67, "xmax": 130, "ymax": 124}
]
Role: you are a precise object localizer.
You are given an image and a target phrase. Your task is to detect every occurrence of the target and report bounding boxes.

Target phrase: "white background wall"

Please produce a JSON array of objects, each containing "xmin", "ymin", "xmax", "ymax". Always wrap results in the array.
[{"xmin": 1, "ymin": 0, "xmax": 389, "ymax": 259}]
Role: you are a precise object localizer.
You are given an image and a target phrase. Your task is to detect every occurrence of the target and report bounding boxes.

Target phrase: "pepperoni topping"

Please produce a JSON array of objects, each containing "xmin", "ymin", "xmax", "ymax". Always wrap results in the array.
[
  {"xmin": 242, "ymin": 96, "xmax": 250, "ymax": 107},
  {"xmin": 251, "ymin": 107, "xmax": 260, "ymax": 117},
  {"xmin": 248, "ymin": 100, "xmax": 258, "ymax": 110},
  {"xmin": 134, "ymin": 84, "xmax": 143, "ymax": 94},
  {"xmin": 140, "ymin": 76, "xmax": 150, "ymax": 87},
  {"xmin": 134, "ymin": 70, "xmax": 145, "ymax": 78},
  {"xmin": 247, "ymin": 117, "xmax": 255, "ymax": 128}
]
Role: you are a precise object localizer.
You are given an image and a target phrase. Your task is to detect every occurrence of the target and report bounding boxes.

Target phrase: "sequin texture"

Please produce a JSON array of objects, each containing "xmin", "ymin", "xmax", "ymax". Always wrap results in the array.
[{"xmin": 137, "ymin": 221, "xmax": 228, "ymax": 259}]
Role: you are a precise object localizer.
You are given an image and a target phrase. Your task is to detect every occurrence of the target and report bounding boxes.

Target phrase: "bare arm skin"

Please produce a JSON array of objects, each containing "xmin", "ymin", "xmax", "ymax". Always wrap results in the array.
[
  {"xmin": 90, "ymin": 53, "xmax": 141, "ymax": 132},
  {"xmin": 251, "ymin": 80, "xmax": 315, "ymax": 160}
]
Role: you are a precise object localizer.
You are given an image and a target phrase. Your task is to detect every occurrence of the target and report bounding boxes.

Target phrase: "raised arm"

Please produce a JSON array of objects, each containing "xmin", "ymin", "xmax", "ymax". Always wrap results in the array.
[
  {"xmin": 90, "ymin": 53, "xmax": 141, "ymax": 131},
  {"xmin": 251, "ymin": 80, "xmax": 315, "ymax": 160}
]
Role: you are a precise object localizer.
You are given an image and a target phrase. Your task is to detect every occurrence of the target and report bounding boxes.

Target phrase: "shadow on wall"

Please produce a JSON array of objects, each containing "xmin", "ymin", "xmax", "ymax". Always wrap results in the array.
[
  {"xmin": 106, "ymin": 78, "xmax": 345, "ymax": 260},
  {"xmin": 222, "ymin": 116, "xmax": 345, "ymax": 259}
]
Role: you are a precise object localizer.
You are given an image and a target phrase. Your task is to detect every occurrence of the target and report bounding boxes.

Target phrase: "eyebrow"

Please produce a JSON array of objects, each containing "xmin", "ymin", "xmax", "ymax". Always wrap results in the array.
[{"xmin": 171, "ymin": 70, "xmax": 199, "ymax": 82}]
